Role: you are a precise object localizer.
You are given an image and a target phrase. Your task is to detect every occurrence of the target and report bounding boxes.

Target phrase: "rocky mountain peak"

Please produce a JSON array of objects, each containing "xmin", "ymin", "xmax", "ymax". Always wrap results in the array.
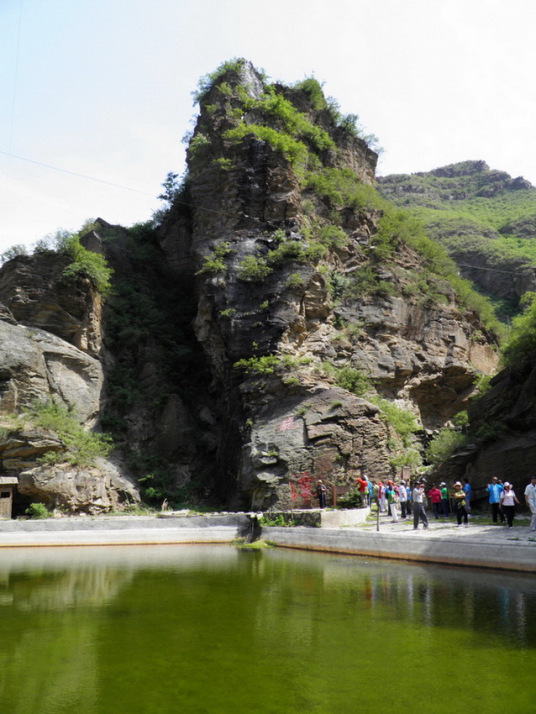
[{"xmin": 0, "ymin": 61, "xmax": 502, "ymax": 513}]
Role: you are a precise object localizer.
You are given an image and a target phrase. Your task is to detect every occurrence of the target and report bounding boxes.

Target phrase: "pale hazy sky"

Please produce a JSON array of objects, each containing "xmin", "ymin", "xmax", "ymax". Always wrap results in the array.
[{"xmin": 1, "ymin": 0, "xmax": 535, "ymax": 253}]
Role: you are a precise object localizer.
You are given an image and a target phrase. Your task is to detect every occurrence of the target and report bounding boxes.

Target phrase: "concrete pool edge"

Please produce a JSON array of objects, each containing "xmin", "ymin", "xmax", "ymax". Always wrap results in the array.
[
  {"xmin": 263, "ymin": 526, "xmax": 536, "ymax": 573},
  {"xmin": 1, "ymin": 515, "xmax": 535, "ymax": 573},
  {"xmin": 0, "ymin": 514, "xmax": 251, "ymax": 548}
]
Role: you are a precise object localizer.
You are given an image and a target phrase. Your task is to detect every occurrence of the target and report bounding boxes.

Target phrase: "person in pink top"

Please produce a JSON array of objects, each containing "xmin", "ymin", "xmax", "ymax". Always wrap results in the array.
[{"xmin": 427, "ymin": 484, "xmax": 443, "ymax": 519}]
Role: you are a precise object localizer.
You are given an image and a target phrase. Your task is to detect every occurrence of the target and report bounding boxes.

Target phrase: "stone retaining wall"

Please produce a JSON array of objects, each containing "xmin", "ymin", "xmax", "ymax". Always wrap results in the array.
[{"xmin": 263, "ymin": 526, "xmax": 536, "ymax": 573}]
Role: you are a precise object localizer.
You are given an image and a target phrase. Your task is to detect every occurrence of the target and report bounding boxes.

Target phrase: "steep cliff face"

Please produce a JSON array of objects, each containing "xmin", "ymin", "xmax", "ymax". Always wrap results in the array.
[
  {"xmin": 0, "ymin": 252, "xmax": 103, "ymax": 357},
  {"xmin": 156, "ymin": 61, "xmax": 498, "ymax": 509},
  {"xmin": 0, "ymin": 61, "xmax": 502, "ymax": 514},
  {"xmin": 433, "ymin": 362, "xmax": 536, "ymax": 504}
]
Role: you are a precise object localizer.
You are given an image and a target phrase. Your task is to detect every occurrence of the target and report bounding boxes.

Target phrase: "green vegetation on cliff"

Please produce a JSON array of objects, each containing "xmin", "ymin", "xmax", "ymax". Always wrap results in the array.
[
  {"xmin": 0, "ymin": 222, "xmax": 113, "ymax": 295},
  {"xmin": 378, "ymin": 162, "xmax": 536, "ymax": 321},
  {"xmin": 501, "ymin": 292, "xmax": 536, "ymax": 369},
  {"xmin": 61, "ymin": 232, "xmax": 113, "ymax": 294},
  {"xmin": 182, "ymin": 62, "xmax": 504, "ymax": 341},
  {"xmin": 24, "ymin": 401, "xmax": 113, "ymax": 467}
]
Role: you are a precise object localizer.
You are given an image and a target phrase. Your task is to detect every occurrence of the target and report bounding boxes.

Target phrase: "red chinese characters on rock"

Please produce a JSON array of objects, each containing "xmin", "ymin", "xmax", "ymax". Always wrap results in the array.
[
  {"xmin": 278, "ymin": 417, "xmax": 300, "ymax": 432},
  {"xmin": 290, "ymin": 473, "xmax": 314, "ymax": 508}
]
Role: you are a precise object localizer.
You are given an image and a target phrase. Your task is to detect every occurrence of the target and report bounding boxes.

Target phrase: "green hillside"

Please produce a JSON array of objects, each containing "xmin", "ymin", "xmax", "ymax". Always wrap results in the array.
[{"xmin": 377, "ymin": 161, "xmax": 536, "ymax": 320}]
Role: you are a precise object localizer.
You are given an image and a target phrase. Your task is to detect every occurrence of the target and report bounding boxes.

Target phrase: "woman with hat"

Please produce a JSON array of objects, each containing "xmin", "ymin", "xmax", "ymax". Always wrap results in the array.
[
  {"xmin": 499, "ymin": 482, "xmax": 520, "ymax": 528},
  {"xmin": 452, "ymin": 482, "xmax": 468, "ymax": 526}
]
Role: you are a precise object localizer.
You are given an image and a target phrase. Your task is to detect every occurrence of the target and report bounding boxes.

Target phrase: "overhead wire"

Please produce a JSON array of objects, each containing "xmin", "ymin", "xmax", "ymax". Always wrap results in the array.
[
  {"xmin": 2, "ymin": 10, "xmax": 534, "ymax": 282},
  {"xmin": 0, "ymin": 149, "xmax": 244, "ymax": 220},
  {"xmin": 0, "ymin": 149, "xmax": 156, "ymax": 197},
  {"xmin": 3, "ymin": 143, "xmax": 533, "ymax": 280},
  {"xmin": 0, "ymin": 1, "xmax": 533, "ymax": 289}
]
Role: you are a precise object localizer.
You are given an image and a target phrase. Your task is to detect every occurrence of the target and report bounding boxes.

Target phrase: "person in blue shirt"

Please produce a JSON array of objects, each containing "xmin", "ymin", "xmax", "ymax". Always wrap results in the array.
[
  {"xmin": 487, "ymin": 477, "xmax": 504, "ymax": 523},
  {"xmin": 366, "ymin": 475, "xmax": 373, "ymax": 507},
  {"xmin": 463, "ymin": 478, "xmax": 472, "ymax": 514}
]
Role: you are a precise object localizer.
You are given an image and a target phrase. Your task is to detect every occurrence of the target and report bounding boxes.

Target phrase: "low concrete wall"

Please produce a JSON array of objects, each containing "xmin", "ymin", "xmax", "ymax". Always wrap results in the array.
[
  {"xmin": 263, "ymin": 526, "xmax": 536, "ymax": 573},
  {"xmin": 320, "ymin": 508, "xmax": 370, "ymax": 528},
  {"xmin": 0, "ymin": 513, "xmax": 250, "ymax": 532},
  {"xmin": 0, "ymin": 527, "xmax": 241, "ymax": 548},
  {"xmin": 0, "ymin": 513, "xmax": 250, "ymax": 547}
]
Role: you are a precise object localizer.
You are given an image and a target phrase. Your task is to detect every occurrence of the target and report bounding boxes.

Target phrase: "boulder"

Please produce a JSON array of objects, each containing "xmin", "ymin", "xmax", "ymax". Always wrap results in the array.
[
  {"xmin": 0, "ymin": 321, "xmax": 103, "ymax": 424},
  {"xmin": 17, "ymin": 458, "xmax": 140, "ymax": 514}
]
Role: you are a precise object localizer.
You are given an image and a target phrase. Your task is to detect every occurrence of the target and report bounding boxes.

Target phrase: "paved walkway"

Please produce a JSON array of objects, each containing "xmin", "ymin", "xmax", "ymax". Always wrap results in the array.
[
  {"xmin": 359, "ymin": 511, "xmax": 536, "ymax": 544},
  {"xmin": 264, "ymin": 512, "xmax": 536, "ymax": 573}
]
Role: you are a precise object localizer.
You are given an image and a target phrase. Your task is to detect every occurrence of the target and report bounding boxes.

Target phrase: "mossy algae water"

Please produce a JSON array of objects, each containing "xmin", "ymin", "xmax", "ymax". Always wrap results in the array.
[{"xmin": 0, "ymin": 545, "xmax": 535, "ymax": 713}]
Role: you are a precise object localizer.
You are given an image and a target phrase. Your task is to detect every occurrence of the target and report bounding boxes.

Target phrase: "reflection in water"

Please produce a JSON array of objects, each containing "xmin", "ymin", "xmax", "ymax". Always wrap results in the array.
[
  {"xmin": 0, "ymin": 546, "xmax": 240, "ymax": 714},
  {"xmin": 0, "ymin": 545, "xmax": 535, "ymax": 714}
]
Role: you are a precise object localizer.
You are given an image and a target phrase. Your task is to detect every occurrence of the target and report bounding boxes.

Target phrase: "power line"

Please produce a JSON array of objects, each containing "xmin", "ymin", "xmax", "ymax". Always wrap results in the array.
[
  {"xmin": 0, "ymin": 149, "xmax": 156, "ymax": 197},
  {"xmin": 2, "ymin": 149, "xmax": 535, "ymax": 279},
  {"xmin": 0, "ymin": 147, "xmax": 249, "ymax": 222}
]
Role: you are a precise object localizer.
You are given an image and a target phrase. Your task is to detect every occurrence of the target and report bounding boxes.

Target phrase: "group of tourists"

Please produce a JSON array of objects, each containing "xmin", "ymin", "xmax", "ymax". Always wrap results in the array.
[
  {"xmin": 317, "ymin": 472, "xmax": 536, "ymax": 531},
  {"xmin": 352, "ymin": 475, "xmax": 475, "ymax": 529},
  {"xmin": 487, "ymin": 474, "xmax": 536, "ymax": 530}
]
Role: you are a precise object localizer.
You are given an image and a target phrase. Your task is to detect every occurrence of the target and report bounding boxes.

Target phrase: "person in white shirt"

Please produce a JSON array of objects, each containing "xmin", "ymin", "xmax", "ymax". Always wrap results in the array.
[
  {"xmin": 499, "ymin": 482, "xmax": 520, "ymax": 528},
  {"xmin": 524, "ymin": 476, "xmax": 536, "ymax": 531},
  {"xmin": 398, "ymin": 481, "xmax": 408, "ymax": 520},
  {"xmin": 412, "ymin": 482, "xmax": 428, "ymax": 530}
]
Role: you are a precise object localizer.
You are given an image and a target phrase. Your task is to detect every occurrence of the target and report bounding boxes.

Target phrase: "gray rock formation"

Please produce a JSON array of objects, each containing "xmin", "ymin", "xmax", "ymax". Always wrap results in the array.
[
  {"xmin": 158, "ymin": 61, "xmax": 499, "ymax": 509},
  {"xmin": 0, "ymin": 320, "xmax": 102, "ymax": 423},
  {"xmin": 0, "ymin": 252, "xmax": 137, "ymax": 514},
  {"xmin": 0, "ymin": 252, "xmax": 103, "ymax": 357},
  {"xmin": 17, "ymin": 458, "xmax": 139, "ymax": 514},
  {"xmin": 434, "ymin": 363, "xmax": 536, "ymax": 504},
  {"xmin": 0, "ymin": 62, "xmax": 503, "ymax": 513}
]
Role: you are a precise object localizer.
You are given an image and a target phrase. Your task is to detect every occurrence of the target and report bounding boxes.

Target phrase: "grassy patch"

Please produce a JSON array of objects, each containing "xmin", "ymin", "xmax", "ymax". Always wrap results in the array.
[{"xmin": 24, "ymin": 401, "xmax": 112, "ymax": 467}]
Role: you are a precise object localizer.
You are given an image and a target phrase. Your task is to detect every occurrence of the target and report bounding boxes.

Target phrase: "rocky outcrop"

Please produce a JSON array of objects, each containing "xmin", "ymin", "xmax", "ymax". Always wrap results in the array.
[
  {"xmin": 0, "ymin": 61, "xmax": 503, "ymax": 513},
  {"xmin": 0, "ymin": 252, "xmax": 124, "ymax": 514},
  {"xmin": 240, "ymin": 387, "xmax": 390, "ymax": 509},
  {"xmin": 378, "ymin": 160, "xmax": 534, "ymax": 201},
  {"xmin": 162, "ymin": 61, "xmax": 499, "ymax": 509},
  {"xmin": 0, "ymin": 253, "xmax": 103, "ymax": 357},
  {"xmin": 434, "ymin": 363, "xmax": 536, "ymax": 503},
  {"xmin": 16, "ymin": 459, "xmax": 139, "ymax": 514},
  {"xmin": 0, "ymin": 320, "xmax": 103, "ymax": 423}
]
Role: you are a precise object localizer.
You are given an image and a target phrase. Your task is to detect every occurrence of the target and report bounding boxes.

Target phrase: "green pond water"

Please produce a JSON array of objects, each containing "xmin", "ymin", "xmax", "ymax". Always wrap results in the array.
[{"xmin": 0, "ymin": 544, "xmax": 535, "ymax": 714}]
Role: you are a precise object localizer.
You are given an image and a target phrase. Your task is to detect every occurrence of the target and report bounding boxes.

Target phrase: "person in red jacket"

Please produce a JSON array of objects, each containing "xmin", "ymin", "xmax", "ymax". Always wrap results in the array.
[
  {"xmin": 356, "ymin": 473, "xmax": 368, "ymax": 494},
  {"xmin": 427, "ymin": 484, "xmax": 443, "ymax": 520}
]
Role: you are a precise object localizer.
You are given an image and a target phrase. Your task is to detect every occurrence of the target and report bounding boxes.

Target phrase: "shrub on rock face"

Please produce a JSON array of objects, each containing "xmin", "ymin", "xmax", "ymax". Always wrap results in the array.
[
  {"xmin": 0, "ymin": 244, "xmax": 29, "ymax": 264},
  {"xmin": 426, "ymin": 428, "xmax": 468, "ymax": 465},
  {"xmin": 334, "ymin": 366, "xmax": 371, "ymax": 396},
  {"xmin": 234, "ymin": 355, "xmax": 281, "ymax": 374},
  {"xmin": 237, "ymin": 256, "xmax": 272, "ymax": 282},
  {"xmin": 61, "ymin": 234, "xmax": 113, "ymax": 294},
  {"xmin": 24, "ymin": 401, "xmax": 113, "ymax": 467},
  {"xmin": 286, "ymin": 272, "xmax": 305, "ymax": 289},
  {"xmin": 197, "ymin": 243, "xmax": 233, "ymax": 275}
]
